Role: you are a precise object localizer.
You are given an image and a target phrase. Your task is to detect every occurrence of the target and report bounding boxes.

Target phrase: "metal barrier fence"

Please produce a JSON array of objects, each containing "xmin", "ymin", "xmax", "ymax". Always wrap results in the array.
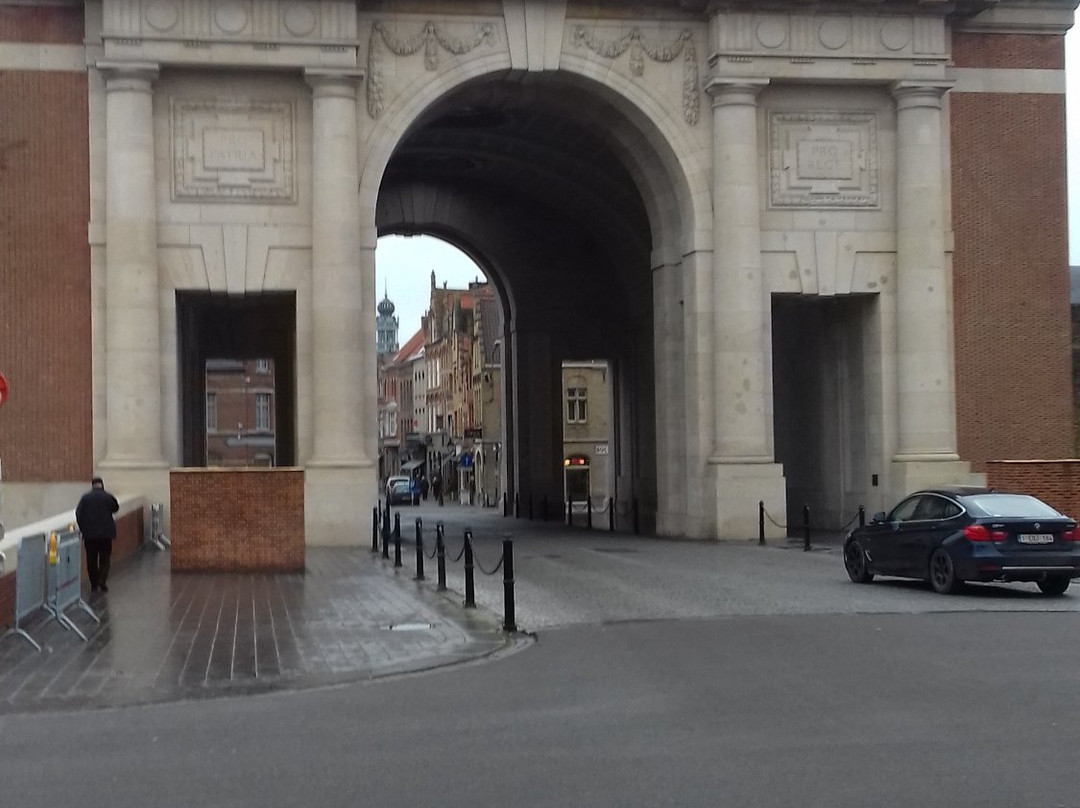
[
  {"xmin": 0, "ymin": 532, "xmax": 47, "ymax": 651},
  {"xmin": 45, "ymin": 531, "xmax": 99, "ymax": 642}
]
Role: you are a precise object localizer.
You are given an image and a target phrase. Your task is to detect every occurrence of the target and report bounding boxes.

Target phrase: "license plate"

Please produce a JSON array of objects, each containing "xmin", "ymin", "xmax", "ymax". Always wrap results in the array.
[{"xmin": 1018, "ymin": 534, "xmax": 1054, "ymax": 545}]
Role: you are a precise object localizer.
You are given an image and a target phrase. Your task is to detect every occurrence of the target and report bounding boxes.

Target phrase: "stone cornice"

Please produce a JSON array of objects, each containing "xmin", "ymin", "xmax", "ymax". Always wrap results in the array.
[{"xmin": 953, "ymin": 0, "xmax": 1078, "ymax": 34}]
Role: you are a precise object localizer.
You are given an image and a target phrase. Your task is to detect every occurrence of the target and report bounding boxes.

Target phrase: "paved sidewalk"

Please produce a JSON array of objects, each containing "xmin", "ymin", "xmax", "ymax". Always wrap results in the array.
[{"xmin": 0, "ymin": 544, "xmax": 518, "ymax": 714}]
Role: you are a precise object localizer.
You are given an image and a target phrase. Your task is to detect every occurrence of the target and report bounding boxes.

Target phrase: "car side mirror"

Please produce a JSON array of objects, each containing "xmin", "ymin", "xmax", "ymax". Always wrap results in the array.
[{"xmin": 872, "ymin": 511, "xmax": 887, "ymax": 523}]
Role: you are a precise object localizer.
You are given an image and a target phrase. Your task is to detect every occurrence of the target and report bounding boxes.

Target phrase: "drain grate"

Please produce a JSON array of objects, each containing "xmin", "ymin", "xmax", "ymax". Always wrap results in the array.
[{"xmin": 385, "ymin": 622, "xmax": 435, "ymax": 631}]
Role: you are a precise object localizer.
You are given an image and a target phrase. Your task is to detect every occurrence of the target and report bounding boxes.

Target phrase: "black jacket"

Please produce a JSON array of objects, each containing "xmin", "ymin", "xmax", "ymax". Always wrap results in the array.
[{"xmin": 76, "ymin": 488, "xmax": 119, "ymax": 540}]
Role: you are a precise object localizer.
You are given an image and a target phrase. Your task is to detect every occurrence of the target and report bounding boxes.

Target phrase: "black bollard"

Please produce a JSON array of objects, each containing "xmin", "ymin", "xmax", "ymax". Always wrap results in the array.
[
  {"xmin": 502, "ymin": 492, "xmax": 508, "ymax": 517},
  {"xmin": 608, "ymin": 497, "xmax": 615, "ymax": 532},
  {"xmin": 502, "ymin": 535, "xmax": 516, "ymax": 633},
  {"xmin": 463, "ymin": 529, "xmax": 476, "ymax": 608},
  {"xmin": 858, "ymin": 505, "xmax": 866, "ymax": 528},
  {"xmin": 632, "ymin": 497, "xmax": 640, "ymax": 535},
  {"xmin": 803, "ymin": 503, "xmax": 811, "ymax": 552},
  {"xmin": 528, "ymin": 493, "xmax": 534, "ymax": 521},
  {"xmin": 565, "ymin": 499, "xmax": 572, "ymax": 527},
  {"xmin": 394, "ymin": 513, "xmax": 403, "ymax": 567},
  {"xmin": 381, "ymin": 509, "xmax": 390, "ymax": 559},
  {"xmin": 514, "ymin": 492, "xmax": 520, "ymax": 519},
  {"xmin": 414, "ymin": 517, "xmax": 425, "ymax": 581},
  {"xmin": 436, "ymin": 522, "xmax": 447, "ymax": 591},
  {"xmin": 372, "ymin": 507, "xmax": 379, "ymax": 553},
  {"xmin": 759, "ymin": 500, "xmax": 765, "ymax": 546},
  {"xmin": 587, "ymin": 495, "xmax": 593, "ymax": 530},
  {"xmin": 542, "ymin": 495, "xmax": 549, "ymax": 522}
]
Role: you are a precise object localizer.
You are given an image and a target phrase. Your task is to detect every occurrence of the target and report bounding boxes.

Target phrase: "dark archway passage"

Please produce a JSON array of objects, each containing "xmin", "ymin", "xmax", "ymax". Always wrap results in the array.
[{"xmin": 375, "ymin": 76, "xmax": 659, "ymax": 527}]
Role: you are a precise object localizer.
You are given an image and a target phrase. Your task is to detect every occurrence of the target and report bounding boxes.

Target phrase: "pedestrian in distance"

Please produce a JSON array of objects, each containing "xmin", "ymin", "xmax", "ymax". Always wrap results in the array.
[
  {"xmin": 75, "ymin": 476, "xmax": 119, "ymax": 593},
  {"xmin": 420, "ymin": 475, "xmax": 429, "ymax": 501}
]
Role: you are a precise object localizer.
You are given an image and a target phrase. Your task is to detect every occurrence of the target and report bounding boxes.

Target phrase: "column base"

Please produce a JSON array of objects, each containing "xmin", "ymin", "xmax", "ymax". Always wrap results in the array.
[
  {"xmin": 889, "ymin": 458, "xmax": 985, "ymax": 499},
  {"xmin": 713, "ymin": 461, "xmax": 787, "ymax": 541},
  {"xmin": 305, "ymin": 462, "xmax": 376, "ymax": 546}
]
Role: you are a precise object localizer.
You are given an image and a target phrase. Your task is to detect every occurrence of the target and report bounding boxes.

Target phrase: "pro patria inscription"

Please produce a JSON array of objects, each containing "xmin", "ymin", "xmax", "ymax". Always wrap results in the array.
[
  {"xmin": 172, "ymin": 100, "xmax": 296, "ymax": 203},
  {"xmin": 769, "ymin": 111, "xmax": 878, "ymax": 208}
]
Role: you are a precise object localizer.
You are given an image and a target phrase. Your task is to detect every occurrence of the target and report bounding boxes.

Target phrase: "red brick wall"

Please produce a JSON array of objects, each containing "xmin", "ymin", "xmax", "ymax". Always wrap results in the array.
[
  {"xmin": 951, "ymin": 88, "xmax": 1073, "ymax": 468},
  {"xmin": 170, "ymin": 469, "xmax": 305, "ymax": 573},
  {"xmin": 0, "ymin": 69, "xmax": 92, "ymax": 482},
  {"xmin": 952, "ymin": 32, "xmax": 1064, "ymax": 70},
  {"xmin": 0, "ymin": 5, "xmax": 83, "ymax": 44},
  {"xmin": 985, "ymin": 460, "xmax": 1080, "ymax": 522}
]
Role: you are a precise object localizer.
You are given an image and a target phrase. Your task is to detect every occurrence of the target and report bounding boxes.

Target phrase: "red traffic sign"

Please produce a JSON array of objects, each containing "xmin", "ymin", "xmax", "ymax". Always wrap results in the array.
[{"xmin": 0, "ymin": 372, "xmax": 8, "ymax": 406}]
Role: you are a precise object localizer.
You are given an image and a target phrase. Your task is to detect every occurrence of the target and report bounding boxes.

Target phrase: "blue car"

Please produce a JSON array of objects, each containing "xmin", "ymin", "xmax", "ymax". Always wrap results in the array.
[
  {"xmin": 843, "ymin": 487, "xmax": 1080, "ymax": 595},
  {"xmin": 387, "ymin": 479, "xmax": 416, "ymax": 506}
]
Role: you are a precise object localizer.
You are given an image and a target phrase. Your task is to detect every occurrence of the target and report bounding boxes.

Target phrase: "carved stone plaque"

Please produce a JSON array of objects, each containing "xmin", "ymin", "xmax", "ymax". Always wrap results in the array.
[
  {"xmin": 172, "ymin": 99, "xmax": 296, "ymax": 203},
  {"xmin": 769, "ymin": 111, "xmax": 878, "ymax": 208}
]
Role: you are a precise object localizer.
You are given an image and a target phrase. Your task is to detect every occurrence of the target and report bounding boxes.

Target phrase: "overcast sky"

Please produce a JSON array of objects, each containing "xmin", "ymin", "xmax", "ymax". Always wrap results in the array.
[{"xmin": 377, "ymin": 27, "xmax": 1080, "ymax": 326}]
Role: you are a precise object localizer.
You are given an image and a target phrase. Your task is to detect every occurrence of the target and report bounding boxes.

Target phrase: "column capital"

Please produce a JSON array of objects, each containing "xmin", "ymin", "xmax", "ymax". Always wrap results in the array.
[
  {"xmin": 706, "ymin": 77, "xmax": 769, "ymax": 107},
  {"xmin": 304, "ymin": 68, "xmax": 365, "ymax": 98},
  {"xmin": 891, "ymin": 80, "xmax": 955, "ymax": 109},
  {"xmin": 96, "ymin": 61, "xmax": 159, "ymax": 92}
]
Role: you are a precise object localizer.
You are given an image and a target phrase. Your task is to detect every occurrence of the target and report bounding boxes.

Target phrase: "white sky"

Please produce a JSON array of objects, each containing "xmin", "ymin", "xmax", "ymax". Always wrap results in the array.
[
  {"xmin": 378, "ymin": 28, "xmax": 1080, "ymax": 322},
  {"xmin": 375, "ymin": 234, "xmax": 488, "ymax": 343}
]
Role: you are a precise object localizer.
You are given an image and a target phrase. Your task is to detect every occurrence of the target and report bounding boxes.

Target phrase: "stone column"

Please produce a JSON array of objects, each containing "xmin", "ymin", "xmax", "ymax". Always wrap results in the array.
[
  {"xmin": 705, "ymin": 78, "xmax": 785, "ymax": 539},
  {"xmin": 892, "ymin": 81, "xmax": 959, "ymax": 462},
  {"xmin": 304, "ymin": 69, "xmax": 372, "ymax": 545},
  {"xmin": 99, "ymin": 63, "xmax": 165, "ymax": 475},
  {"xmin": 707, "ymin": 79, "xmax": 771, "ymax": 462}
]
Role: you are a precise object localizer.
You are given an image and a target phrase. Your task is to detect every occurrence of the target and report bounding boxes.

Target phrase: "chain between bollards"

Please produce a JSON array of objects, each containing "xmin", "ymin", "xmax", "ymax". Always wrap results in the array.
[
  {"xmin": 394, "ymin": 513, "xmax": 403, "ymax": 567},
  {"xmin": 463, "ymin": 529, "xmax": 476, "ymax": 608},
  {"xmin": 502, "ymin": 534, "xmax": 516, "ymax": 633},
  {"xmin": 414, "ymin": 517, "xmax": 425, "ymax": 581},
  {"xmin": 436, "ymin": 522, "xmax": 447, "ymax": 591}
]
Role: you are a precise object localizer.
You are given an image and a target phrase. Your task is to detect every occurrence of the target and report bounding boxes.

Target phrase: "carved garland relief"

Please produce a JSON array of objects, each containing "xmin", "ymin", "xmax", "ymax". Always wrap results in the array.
[
  {"xmin": 172, "ymin": 99, "xmax": 297, "ymax": 203},
  {"xmin": 571, "ymin": 26, "xmax": 699, "ymax": 126},
  {"xmin": 366, "ymin": 21, "xmax": 496, "ymax": 119},
  {"xmin": 768, "ymin": 111, "xmax": 878, "ymax": 209}
]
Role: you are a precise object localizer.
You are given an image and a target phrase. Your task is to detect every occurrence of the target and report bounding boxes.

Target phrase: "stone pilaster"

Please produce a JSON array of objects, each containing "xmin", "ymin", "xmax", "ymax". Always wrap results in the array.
[
  {"xmin": 304, "ymin": 69, "xmax": 373, "ymax": 544},
  {"xmin": 99, "ymin": 62, "xmax": 166, "ymax": 479},
  {"xmin": 706, "ymin": 78, "xmax": 786, "ymax": 540},
  {"xmin": 892, "ymin": 81, "xmax": 959, "ymax": 462}
]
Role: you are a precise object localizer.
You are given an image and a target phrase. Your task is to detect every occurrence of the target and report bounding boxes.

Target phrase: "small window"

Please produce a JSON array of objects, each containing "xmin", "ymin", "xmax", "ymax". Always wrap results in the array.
[
  {"xmin": 566, "ymin": 387, "xmax": 588, "ymax": 423},
  {"xmin": 206, "ymin": 392, "xmax": 217, "ymax": 431},
  {"xmin": 255, "ymin": 393, "xmax": 271, "ymax": 431},
  {"xmin": 255, "ymin": 358, "xmax": 271, "ymax": 374}
]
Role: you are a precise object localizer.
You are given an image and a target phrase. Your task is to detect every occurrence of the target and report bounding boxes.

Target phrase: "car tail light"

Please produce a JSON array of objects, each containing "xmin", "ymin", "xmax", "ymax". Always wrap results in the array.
[
  {"xmin": 1062, "ymin": 528, "xmax": 1076, "ymax": 542},
  {"xmin": 964, "ymin": 525, "xmax": 1007, "ymax": 542}
]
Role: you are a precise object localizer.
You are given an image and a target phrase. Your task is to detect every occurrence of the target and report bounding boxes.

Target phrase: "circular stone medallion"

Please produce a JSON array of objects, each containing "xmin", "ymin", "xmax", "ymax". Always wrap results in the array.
[
  {"xmin": 880, "ymin": 19, "xmax": 912, "ymax": 52},
  {"xmin": 755, "ymin": 19, "xmax": 788, "ymax": 50},
  {"xmin": 214, "ymin": 0, "xmax": 249, "ymax": 35},
  {"xmin": 145, "ymin": 0, "xmax": 179, "ymax": 32},
  {"xmin": 818, "ymin": 18, "xmax": 851, "ymax": 51},
  {"xmin": 283, "ymin": 3, "xmax": 317, "ymax": 37}
]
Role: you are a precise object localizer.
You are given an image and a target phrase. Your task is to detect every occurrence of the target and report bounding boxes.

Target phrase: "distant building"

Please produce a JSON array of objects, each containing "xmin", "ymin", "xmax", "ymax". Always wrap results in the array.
[{"xmin": 204, "ymin": 358, "xmax": 277, "ymax": 467}]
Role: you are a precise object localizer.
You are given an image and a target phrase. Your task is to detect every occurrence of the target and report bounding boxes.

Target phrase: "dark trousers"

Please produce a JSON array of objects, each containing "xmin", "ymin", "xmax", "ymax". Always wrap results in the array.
[{"xmin": 84, "ymin": 537, "xmax": 112, "ymax": 588}]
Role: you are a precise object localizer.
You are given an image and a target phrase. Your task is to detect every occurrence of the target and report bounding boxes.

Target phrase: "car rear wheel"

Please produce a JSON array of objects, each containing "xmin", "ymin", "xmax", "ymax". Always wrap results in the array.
[
  {"xmin": 929, "ymin": 548, "xmax": 962, "ymax": 595},
  {"xmin": 1036, "ymin": 576, "xmax": 1071, "ymax": 596},
  {"xmin": 844, "ymin": 540, "xmax": 874, "ymax": 584}
]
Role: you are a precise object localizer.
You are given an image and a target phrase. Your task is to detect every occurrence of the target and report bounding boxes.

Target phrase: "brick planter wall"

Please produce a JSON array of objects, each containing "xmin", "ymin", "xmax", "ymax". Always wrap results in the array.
[
  {"xmin": 984, "ymin": 460, "xmax": 1080, "ymax": 522},
  {"xmin": 170, "ymin": 468, "xmax": 304, "ymax": 573},
  {"xmin": 0, "ymin": 570, "xmax": 14, "ymax": 630}
]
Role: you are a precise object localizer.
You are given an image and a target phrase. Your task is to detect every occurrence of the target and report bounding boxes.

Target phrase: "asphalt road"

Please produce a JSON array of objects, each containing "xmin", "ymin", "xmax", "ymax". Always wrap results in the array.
[{"xmin": 2, "ymin": 508, "xmax": 1078, "ymax": 808}]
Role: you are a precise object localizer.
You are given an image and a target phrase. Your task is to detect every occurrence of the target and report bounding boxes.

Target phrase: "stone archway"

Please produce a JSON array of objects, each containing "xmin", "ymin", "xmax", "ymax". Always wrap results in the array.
[{"xmin": 369, "ymin": 70, "xmax": 709, "ymax": 535}]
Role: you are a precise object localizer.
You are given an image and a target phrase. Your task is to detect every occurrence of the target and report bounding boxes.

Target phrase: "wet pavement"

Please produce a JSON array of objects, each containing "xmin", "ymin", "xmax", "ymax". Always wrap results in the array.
[{"xmin": 0, "ymin": 539, "xmax": 519, "ymax": 715}]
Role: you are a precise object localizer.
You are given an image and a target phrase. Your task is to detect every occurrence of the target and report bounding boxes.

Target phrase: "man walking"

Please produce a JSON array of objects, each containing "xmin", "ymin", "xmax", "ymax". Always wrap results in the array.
[{"xmin": 76, "ymin": 476, "xmax": 119, "ymax": 593}]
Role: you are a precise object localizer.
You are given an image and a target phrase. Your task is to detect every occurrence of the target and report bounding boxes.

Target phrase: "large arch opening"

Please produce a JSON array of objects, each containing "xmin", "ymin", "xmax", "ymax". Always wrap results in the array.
[{"xmin": 374, "ymin": 73, "xmax": 689, "ymax": 530}]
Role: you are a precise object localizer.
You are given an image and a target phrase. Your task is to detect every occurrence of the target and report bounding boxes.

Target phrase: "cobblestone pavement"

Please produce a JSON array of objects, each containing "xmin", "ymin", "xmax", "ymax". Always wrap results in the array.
[
  {"xmin": 0, "ymin": 545, "xmax": 515, "ymax": 715},
  {"xmin": 5, "ymin": 501, "xmax": 1078, "ymax": 714}
]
